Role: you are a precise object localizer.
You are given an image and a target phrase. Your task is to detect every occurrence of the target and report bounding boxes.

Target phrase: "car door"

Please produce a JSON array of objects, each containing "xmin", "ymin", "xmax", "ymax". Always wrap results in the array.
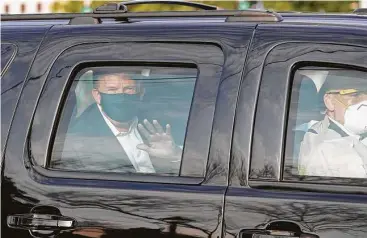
[
  {"xmin": 1, "ymin": 25, "xmax": 51, "ymax": 155},
  {"xmin": 225, "ymin": 24, "xmax": 367, "ymax": 238},
  {"xmin": 2, "ymin": 22, "xmax": 255, "ymax": 238}
]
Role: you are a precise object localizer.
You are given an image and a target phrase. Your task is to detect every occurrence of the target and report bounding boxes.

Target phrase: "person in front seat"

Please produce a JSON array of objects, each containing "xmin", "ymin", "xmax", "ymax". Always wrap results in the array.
[
  {"xmin": 298, "ymin": 77, "xmax": 367, "ymax": 178},
  {"xmin": 52, "ymin": 68, "xmax": 182, "ymax": 174}
]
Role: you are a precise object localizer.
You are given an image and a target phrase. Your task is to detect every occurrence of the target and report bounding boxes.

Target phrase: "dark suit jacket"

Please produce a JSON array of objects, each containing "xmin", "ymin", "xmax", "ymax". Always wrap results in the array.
[{"xmin": 52, "ymin": 103, "xmax": 136, "ymax": 173}]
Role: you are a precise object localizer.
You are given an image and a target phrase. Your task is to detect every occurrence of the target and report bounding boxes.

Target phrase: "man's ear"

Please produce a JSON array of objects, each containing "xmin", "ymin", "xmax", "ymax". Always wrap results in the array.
[
  {"xmin": 324, "ymin": 94, "xmax": 335, "ymax": 111},
  {"xmin": 92, "ymin": 89, "xmax": 101, "ymax": 105}
]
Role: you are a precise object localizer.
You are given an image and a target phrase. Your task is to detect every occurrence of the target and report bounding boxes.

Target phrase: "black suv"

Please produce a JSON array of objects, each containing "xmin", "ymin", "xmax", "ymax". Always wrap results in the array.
[{"xmin": 2, "ymin": 1, "xmax": 367, "ymax": 238}]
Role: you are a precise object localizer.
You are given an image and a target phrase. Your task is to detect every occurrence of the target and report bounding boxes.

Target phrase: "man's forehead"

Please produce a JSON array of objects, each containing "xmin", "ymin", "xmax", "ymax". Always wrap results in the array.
[{"xmin": 99, "ymin": 73, "xmax": 136, "ymax": 86}]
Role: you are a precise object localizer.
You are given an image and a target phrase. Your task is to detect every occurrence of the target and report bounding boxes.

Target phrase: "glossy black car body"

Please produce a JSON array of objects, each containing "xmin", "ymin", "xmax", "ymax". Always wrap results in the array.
[{"xmin": 2, "ymin": 7, "xmax": 367, "ymax": 238}]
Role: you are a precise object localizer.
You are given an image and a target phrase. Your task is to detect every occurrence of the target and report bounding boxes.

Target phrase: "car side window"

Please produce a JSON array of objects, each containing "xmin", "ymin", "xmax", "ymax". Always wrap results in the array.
[
  {"xmin": 51, "ymin": 65, "xmax": 197, "ymax": 176},
  {"xmin": 284, "ymin": 67, "xmax": 367, "ymax": 180},
  {"xmin": 1, "ymin": 43, "xmax": 17, "ymax": 77}
]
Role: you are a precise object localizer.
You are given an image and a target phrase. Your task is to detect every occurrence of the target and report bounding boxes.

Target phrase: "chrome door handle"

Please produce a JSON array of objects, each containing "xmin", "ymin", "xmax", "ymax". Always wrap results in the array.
[
  {"xmin": 240, "ymin": 229, "xmax": 319, "ymax": 238},
  {"xmin": 240, "ymin": 221, "xmax": 320, "ymax": 238},
  {"xmin": 7, "ymin": 213, "xmax": 76, "ymax": 230}
]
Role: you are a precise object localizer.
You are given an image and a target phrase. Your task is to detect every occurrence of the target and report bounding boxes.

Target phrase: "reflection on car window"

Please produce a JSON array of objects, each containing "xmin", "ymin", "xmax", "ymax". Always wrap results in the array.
[
  {"xmin": 51, "ymin": 65, "xmax": 197, "ymax": 176},
  {"xmin": 1, "ymin": 44, "xmax": 17, "ymax": 77},
  {"xmin": 285, "ymin": 67, "xmax": 367, "ymax": 179}
]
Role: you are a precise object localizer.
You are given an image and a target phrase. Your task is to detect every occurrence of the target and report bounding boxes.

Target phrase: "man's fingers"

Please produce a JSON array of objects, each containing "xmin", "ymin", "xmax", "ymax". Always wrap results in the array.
[
  {"xmin": 153, "ymin": 120, "xmax": 164, "ymax": 134},
  {"xmin": 138, "ymin": 123, "xmax": 151, "ymax": 141},
  {"xmin": 144, "ymin": 119, "xmax": 156, "ymax": 134},
  {"xmin": 166, "ymin": 124, "xmax": 171, "ymax": 136},
  {"xmin": 137, "ymin": 143, "xmax": 151, "ymax": 153}
]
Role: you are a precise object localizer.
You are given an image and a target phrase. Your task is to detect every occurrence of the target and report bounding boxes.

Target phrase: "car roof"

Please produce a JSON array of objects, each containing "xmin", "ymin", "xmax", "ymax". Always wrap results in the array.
[{"xmin": 2, "ymin": 11, "xmax": 367, "ymax": 27}]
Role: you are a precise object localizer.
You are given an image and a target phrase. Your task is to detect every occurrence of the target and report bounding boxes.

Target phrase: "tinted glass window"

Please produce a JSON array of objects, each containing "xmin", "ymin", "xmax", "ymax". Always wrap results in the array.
[
  {"xmin": 285, "ymin": 67, "xmax": 367, "ymax": 179},
  {"xmin": 1, "ymin": 44, "xmax": 16, "ymax": 76},
  {"xmin": 51, "ymin": 65, "xmax": 197, "ymax": 176}
]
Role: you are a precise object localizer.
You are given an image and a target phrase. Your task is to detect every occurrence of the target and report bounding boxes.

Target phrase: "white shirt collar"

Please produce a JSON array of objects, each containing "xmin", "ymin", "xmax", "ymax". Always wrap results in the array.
[{"xmin": 97, "ymin": 104, "xmax": 138, "ymax": 136}]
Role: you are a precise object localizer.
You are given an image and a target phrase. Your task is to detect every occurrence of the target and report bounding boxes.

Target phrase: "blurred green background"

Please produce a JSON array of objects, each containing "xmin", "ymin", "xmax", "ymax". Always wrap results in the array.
[{"xmin": 51, "ymin": 1, "xmax": 360, "ymax": 13}]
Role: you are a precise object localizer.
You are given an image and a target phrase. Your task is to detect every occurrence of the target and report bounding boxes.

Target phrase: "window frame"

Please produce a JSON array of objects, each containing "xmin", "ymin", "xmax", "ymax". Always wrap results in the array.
[
  {"xmin": 48, "ymin": 62, "xmax": 199, "ymax": 176},
  {"xmin": 284, "ymin": 64, "xmax": 367, "ymax": 184},
  {"xmin": 1, "ymin": 43, "xmax": 18, "ymax": 77},
  {"xmin": 246, "ymin": 42, "xmax": 367, "ymax": 192},
  {"xmin": 28, "ymin": 42, "xmax": 224, "ymax": 185}
]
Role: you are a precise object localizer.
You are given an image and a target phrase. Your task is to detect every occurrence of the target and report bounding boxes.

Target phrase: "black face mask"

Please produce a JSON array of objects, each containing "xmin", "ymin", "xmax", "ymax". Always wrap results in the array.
[{"xmin": 99, "ymin": 92, "xmax": 141, "ymax": 123}]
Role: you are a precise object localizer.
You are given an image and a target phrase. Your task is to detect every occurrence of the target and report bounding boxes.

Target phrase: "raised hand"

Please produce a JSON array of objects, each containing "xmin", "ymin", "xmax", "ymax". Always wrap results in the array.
[{"xmin": 137, "ymin": 119, "xmax": 182, "ymax": 161}]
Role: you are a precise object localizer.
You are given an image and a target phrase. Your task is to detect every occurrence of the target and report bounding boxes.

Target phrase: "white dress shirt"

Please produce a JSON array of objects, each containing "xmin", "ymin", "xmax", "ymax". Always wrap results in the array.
[{"xmin": 97, "ymin": 105, "xmax": 155, "ymax": 173}]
